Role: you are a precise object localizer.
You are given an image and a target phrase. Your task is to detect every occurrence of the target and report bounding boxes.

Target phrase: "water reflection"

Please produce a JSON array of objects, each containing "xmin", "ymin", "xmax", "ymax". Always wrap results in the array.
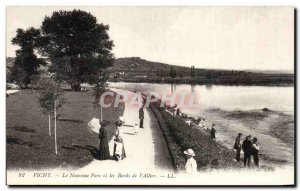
[
  {"xmin": 109, "ymin": 82, "xmax": 293, "ymax": 114},
  {"xmin": 191, "ymin": 84, "xmax": 195, "ymax": 92},
  {"xmin": 171, "ymin": 83, "xmax": 176, "ymax": 93}
]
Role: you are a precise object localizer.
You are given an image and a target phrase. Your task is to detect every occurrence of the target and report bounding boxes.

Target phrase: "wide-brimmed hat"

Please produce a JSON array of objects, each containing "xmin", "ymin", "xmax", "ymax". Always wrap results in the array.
[{"xmin": 184, "ymin": 149, "xmax": 195, "ymax": 157}]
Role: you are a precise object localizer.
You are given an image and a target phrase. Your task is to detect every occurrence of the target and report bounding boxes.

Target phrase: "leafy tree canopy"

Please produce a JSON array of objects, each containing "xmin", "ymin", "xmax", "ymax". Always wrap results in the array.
[
  {"xmin": 11, "ymin": 27, "xmax": 46, "ymax": 87},
  {"xmin": 12, "ymin": 27, "xmax": 40, "ymax": 54},
  {"xmin": 38, "ymin": 9, "xmax": 114, "ymax": 90}
]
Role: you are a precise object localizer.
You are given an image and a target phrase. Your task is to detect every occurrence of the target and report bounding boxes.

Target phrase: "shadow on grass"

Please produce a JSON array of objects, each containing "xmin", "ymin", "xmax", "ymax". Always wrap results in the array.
[
  {"xmin": 8, "ymin": 126, "xmax": 35, "ymax": 133},
  {"xmin": 58, "ymin": 118, "xmax": 84, "ymax": 123},
  {"xmin": 70, "ymin": 144, "xmax": 100, "ymax": 160},
  {"xmin": 7, "ymin": 136, "xmax": 34, "ymax": 147},
  {"xmin": 62, "ymin": 144, "xmax": 116, "ymax": 161}
]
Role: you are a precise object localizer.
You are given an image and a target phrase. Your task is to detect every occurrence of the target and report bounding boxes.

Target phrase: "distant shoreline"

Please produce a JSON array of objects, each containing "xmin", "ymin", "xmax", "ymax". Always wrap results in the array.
[
  {"xmin": 108, "ymin": 57, "xmax": 294, "ymax": 87},
  {"xmin": 109, "ymin": 78, "xmax": 294, "ymax": 87}
]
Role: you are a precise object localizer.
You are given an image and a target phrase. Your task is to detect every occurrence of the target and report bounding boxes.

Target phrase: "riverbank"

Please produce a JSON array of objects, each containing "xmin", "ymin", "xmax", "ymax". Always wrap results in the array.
[
  {"xmin": 182, "ymin": 107, "xmax": 294, "ymax": 167},
  {"xmin": 148, "ymin": 95, "xmax": 294, "ymax": 171},
  {"xmin": 149, "ymin": 99, "xmax": 243, "ymax": 171},
  {"xmin": 6, "ymin": 90, "xmax": 124, "ymax": 169},
  {"xmin": 109, "ymin": 57, "xmax": 294, "ymax": 86},
  {"xmin": 109, "ymin": 75, "xmax": 294, "ymax": 86},
  {"xmin": 109, "ymin": 82, "xmax": 294, "ymax": 169}
]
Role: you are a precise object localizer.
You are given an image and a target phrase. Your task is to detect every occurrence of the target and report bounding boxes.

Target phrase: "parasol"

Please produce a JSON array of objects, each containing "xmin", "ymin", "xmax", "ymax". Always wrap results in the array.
[{"xmin": 87, "ymin": 117, "xmax": 101, "ymax": 134}]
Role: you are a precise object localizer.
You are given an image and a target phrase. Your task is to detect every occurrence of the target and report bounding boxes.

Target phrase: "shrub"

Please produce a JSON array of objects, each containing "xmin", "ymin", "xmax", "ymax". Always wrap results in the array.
[{"xmin": 150, "ymin": 100, "xmax": 241, "ymax": 171}]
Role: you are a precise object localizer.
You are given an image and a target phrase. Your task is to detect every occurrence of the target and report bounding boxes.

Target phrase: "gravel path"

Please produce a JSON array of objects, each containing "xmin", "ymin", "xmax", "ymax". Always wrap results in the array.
[
  {"xmin": 6, "ymin": 90, "xmax": 20, "ymax": 95},
  {"xmin": 79, "ymin": 88, "xmax": 173, "ymax": 173}
]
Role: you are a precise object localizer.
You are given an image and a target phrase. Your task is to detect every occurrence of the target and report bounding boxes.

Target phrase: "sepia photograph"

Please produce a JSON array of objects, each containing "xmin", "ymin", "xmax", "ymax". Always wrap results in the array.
[{"xmin": 5, "ymin": 6, "xmax": 295, "ymax": 186}]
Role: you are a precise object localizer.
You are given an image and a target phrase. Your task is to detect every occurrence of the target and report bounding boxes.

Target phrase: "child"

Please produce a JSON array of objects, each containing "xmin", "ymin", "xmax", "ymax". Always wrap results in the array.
[{"xmin": 114, "ymin": 135, "xmax": 126, "ymax": 161}]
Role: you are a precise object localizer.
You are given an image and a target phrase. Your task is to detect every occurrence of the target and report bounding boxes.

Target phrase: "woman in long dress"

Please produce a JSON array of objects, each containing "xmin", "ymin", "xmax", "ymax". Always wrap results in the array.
[
  {"xmin": 98, "ymin": 121, "xmax": 110, "ymax": 160},
  {"xmin": 113, "ymin": 120, "xmax": 126, "ymax": 161}
]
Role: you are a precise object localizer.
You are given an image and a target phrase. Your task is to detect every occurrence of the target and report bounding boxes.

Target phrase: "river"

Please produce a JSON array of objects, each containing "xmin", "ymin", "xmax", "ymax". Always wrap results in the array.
[{"xmin": 108, "ymin": 82, "xmax": 294, "ymax": 168}]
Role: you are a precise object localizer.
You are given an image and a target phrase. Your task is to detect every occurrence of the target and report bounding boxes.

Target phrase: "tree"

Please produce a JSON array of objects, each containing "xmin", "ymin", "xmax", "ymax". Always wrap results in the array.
[
  {"xmin": 169, "ymin": 67, "xmax": 174, "ymax": 78},
  {"xmin": 160, "ymin": 69, "xmax": 164, "ymax": 77},
  {"xmin": 6, "ymin": 67, "xmax": 12, "ymax": 83},
  {"xmin": 33, "ymin": 76, "xmax": 66, "ymax": 154},
  {"xmin": 93, "ymin": 70, "xmax": 109, "ymax": 121},
  {"xmin": 169, "ymin": 67, "xmax": 177, "ymax": 78},
  {"xmin": 173, "ymin": 69, "xmax": 177, "ymax": 78},
  {"xmin": 191, "ymin": 66, "xmax": 195, "ymax": 78},
  {"xmin": 11, "ymin": 28, "xmax": 45, "ymax": 87},
  {"xmin": 38, "ymin": 9, "xmax": 114, "ymax": 91}
]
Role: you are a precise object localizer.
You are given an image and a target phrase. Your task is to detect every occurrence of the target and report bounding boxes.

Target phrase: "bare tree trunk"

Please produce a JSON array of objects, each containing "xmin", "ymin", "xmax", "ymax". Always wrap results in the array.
[
  {"xmin": 48, "ymin": 114, "xmax": 51, "ymax": 136},
  {"xmin": 54, "ymin": 100, "xmax": 58, "ymax": 155},
  {"xmin": 100, "ymin": 106, "xmax": 103, "ymax": 121}
]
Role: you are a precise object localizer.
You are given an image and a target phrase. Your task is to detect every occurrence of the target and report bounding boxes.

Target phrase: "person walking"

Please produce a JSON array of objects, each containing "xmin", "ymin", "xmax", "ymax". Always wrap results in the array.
[
  {"xmin": 184, "ymin": 149, "xmax": 197, "ymax": 175},
  {"xmin": 252, "ymin": 137, "xmax": 260, "ymax": 167},
  {"xmin": 201, "ymin": 119, "xmax": 207, "ymax": 131},
  {"xmin": 176, "ymin": 107, "xmax": 181, "ymax": 117},
  {"xmin": 98, "ymin": 121, "xmax": 110, "ymax": 160},
  {"xmin": 173, "ymin": 104, "xmax": 178, "ymax": 116},
  {"xmin": 242, "ymin": 135, "xmax": 252, "ymax": 167},
  {"xmin": 195, "ymin": 117, "xmax": 201, "ymax": 125},
  {"xmin": 210, "ymin": 124, "xmax": 216, "ymax": 139},
  {"xmin": 139, "ymin": 106, "xmax": 144, "ymax": 128},
  {"xmin": 234, "ymin": 133, "xmax": 243, "ymax": 162}
]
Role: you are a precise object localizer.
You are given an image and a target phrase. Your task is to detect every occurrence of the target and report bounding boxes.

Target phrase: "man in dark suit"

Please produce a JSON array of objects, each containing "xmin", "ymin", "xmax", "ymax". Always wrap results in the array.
[
  {"xmin": 242, "ymin": 135, "xmax": 252, "ymax": 167},
  {"xmin": 139, "ymin": 106, "xmax": 144, "ymax": 128},
  {"xmin": 252, "ymin": 137, "xmax": 260, "ymax": 167},
  {"xmin": 210, "ymin": 124, "xmax": 216, "ymax": 139}
]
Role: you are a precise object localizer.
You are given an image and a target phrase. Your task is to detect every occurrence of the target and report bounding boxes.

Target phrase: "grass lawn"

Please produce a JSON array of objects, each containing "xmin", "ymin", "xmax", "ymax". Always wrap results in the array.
[{"xmin": 6, "ymin": 89, "xmax": 124, "ymax": 170}]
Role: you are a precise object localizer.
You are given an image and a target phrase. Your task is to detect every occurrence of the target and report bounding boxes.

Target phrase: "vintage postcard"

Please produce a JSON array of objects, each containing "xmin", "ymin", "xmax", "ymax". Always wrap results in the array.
[{"xmin": 6, "ymin": 6, "xmax": 294, "ymax": 185}]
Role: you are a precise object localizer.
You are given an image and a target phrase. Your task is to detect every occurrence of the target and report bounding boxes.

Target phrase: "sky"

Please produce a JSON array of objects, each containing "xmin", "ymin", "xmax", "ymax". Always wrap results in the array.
[{"xmin": 6, "ymin": 6, "xmax": 294, "ymax": 71}]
